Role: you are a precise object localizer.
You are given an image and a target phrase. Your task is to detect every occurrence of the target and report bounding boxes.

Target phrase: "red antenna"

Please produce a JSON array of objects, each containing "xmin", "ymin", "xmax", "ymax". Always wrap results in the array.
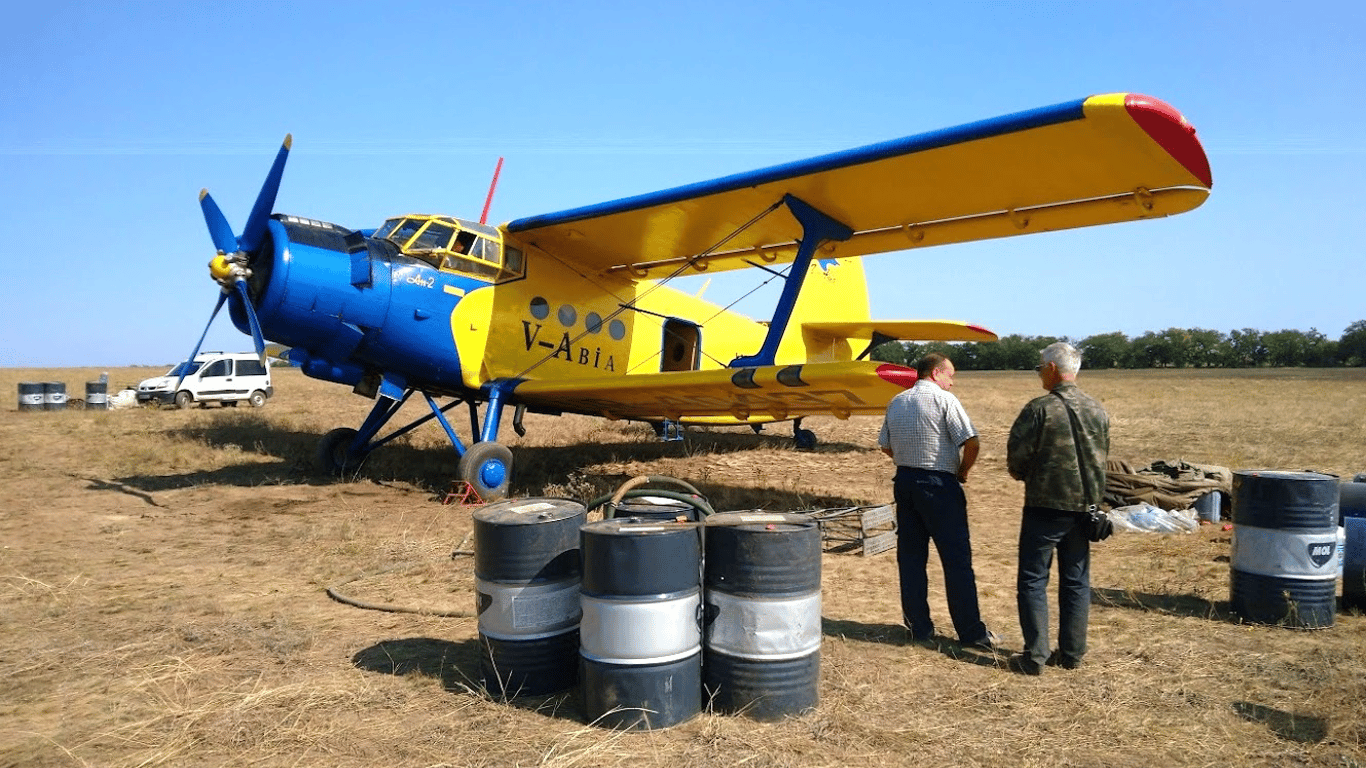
[{"xmin": 479, "ymin": 157, "xmax": 504, "ymax": 225}]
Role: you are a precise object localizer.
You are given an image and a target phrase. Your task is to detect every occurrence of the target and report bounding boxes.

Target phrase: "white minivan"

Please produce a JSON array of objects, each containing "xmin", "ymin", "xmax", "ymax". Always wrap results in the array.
[{"xmin": 137, "ymin": 352, "xmax": 274, "ymax": 408}]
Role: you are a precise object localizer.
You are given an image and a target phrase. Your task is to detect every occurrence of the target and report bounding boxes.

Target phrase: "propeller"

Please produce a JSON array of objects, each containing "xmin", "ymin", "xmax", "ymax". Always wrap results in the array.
[{"xmin": 173, "ymin": 135, "xmax": 291, "ymax": 390}]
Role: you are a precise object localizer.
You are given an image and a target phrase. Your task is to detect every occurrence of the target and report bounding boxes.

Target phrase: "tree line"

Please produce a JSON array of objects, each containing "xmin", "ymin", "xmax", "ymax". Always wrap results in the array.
[{"xmin": 871, "ymin": 321, "xmax": 1366, "ymax": 370}]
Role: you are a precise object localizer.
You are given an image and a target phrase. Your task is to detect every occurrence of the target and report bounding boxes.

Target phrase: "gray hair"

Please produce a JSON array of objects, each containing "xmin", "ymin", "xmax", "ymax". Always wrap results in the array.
[{"xmin": 1040, "ymin": 342, "xmax": 1082, "ymax": 376}]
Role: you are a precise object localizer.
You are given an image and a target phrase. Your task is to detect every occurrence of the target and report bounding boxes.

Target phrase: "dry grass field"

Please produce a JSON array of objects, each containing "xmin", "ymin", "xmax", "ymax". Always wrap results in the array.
[{"xmin": 2, "ymin": 365, "xmax": 1363, "ymax": 767}]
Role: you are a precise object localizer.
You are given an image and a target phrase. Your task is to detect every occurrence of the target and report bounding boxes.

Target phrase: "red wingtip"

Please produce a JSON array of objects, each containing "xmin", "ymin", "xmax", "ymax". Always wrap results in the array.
[
  {"xmin": 876, "ymin": 364, "xmax": 919, "ymax": 389},
  {"xmin": 1124, "ymin": 94, "xmax": 1213, "ymax": 189}
]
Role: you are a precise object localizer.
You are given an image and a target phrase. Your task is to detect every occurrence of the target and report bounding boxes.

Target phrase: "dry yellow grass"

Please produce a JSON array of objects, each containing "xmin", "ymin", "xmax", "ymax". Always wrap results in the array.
[{"xmin": 1, "ymin": 365, "xmax": 1363, "ymax": 767}]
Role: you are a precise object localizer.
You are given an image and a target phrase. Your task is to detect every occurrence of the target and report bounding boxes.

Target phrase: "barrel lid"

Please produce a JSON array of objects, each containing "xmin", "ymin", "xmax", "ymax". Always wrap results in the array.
[
  {"xmin": 705, "ymin": 511, "xmax": 816, "ymax": 531},
  {"xmin": 1234, "ymin": 470, "xmax": 1338, "ymax": 482},
  {"xmin": 582, "ymin": 518, "xmax": 699, "ymax": 536},
  {"xmin": 473, "ymin": 497, "xmax": 585, "ymax": 526}
]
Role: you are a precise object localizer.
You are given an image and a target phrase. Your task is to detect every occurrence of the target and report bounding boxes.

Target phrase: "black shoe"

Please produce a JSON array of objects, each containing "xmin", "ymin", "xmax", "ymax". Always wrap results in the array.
[
  {"xmin": 1008, "ymin": 654, "xmax": 1042, "ymax": 676},
  {"xmin": 905, "ymin": 629, "xmax": 938, "ymax": 648},
  {"xmin": 1046, "ymin": 650, "xmax": 1081, "ymax": 670}
]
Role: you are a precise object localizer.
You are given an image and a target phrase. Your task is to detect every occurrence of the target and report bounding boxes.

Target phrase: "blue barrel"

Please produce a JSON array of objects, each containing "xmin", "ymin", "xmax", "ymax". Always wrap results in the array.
[
  {"xmin": 473, "ymin": 497, "xmax": 585, "ymax": 697},
  {"xmin": 579, "ymin": 518, "xmax": 702, "ymax": 730},
  {"xmin": 18, "ymin": 383, "xmax": 43, "ymax": 411},
  {"xmin": 1341, "ymin": 482, "xmax": 1366, "ymax": 611},
  {"xmin": 85, "ymin": 381, "xmax": 108, "ymax": 410},
  {"xmin": 1229, "ymin": 471, "xmax": 1339, "ymax": 628},
  {"xmin": 42, "ymin": 382, "xmax": 67, "ymax": 411},
  {"xmin": 703, "ymin": 512, "xmax": 821, "ymax": 720}
]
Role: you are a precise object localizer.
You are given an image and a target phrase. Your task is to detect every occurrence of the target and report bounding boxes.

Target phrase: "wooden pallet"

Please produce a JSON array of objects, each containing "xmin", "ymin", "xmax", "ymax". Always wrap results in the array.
[{"xmin": 809, "ymin": 504, "xmax": 897, "ymax": 556}]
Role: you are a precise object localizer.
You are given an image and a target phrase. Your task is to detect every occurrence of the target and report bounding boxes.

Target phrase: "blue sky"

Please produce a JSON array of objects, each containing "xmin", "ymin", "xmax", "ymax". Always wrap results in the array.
[{"xmin": 2, "ymin": 1, "xmax": 1362, "ymax": 367}]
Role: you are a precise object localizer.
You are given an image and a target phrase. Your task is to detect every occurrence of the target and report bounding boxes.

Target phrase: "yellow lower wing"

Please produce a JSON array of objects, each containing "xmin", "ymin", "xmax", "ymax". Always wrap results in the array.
[{"xmin": 508, "ymin": 361, "xmax": 918, "ymax": 424}]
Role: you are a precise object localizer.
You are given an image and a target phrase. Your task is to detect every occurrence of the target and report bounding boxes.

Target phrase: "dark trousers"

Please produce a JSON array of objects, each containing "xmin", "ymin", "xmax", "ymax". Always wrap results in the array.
[
  {"xmin": 893, "ymin": 467, "xmax": 987, "ymax": 643},
  {"xmin": 1016, "ymin": 506, "xmax": 1091, "ymax": 667}
]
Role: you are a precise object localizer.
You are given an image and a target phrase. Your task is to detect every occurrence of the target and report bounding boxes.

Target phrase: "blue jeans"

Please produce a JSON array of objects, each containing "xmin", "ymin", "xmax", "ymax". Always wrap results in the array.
[
  {"xmin": 894, "ymin": 467, "xmax": 988, "ymax": 643},
  {"xmin": 1016, "ymin": 506, "xmax": 1091, "ymax": 667}
]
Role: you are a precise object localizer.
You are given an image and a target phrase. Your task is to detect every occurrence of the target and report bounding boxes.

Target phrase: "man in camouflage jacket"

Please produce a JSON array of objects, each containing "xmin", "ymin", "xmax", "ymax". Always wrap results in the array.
[{"xmin": 1006, "ymin": 342, "xmax": 1110, "ymax": 675}]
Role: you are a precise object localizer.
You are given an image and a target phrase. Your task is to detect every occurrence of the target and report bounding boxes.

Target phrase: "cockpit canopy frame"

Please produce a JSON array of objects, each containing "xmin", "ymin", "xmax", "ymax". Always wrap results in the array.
[{"xmin": 374, "ymin": 214, "xmax": 524, "ymax": 283}]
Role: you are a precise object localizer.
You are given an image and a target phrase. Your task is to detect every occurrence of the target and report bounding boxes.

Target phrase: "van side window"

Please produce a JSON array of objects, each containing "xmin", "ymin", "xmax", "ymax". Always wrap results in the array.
[
  {"xmin": 202, "ymin": 360, "xmax": 231, "ymax": 377},
  {"xmin": 238, "ymin": 359, "xmax": 268, "ymax": 377}
]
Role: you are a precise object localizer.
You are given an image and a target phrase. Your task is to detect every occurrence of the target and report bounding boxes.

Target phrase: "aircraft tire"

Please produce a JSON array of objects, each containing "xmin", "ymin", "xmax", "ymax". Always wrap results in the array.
[
  {"xmin": 174, "ymin": 391, "xmax": 193, "ymax": 410},
  {"xmin": 458, "ymin": 441, "xmax": 513, "ymax": 502},
  {"xmin": 794, "ymin": 427, "xmax": 818, "ymax": 451},
  {"xmin": 317, "ymin": 427, "xmax": 364, "ymax": 476}
]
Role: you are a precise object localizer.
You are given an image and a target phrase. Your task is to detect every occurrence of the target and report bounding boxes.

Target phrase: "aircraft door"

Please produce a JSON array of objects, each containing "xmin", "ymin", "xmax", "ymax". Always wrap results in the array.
[{"xmin": 660, "ymin": 319, "xmax": 700, "ymax": 372}]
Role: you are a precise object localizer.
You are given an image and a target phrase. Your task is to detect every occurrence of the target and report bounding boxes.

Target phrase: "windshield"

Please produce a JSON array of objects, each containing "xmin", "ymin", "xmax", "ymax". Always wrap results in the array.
[{"xmin": 167, "ymin": 361, "xmax": 203, "ymax": 377}]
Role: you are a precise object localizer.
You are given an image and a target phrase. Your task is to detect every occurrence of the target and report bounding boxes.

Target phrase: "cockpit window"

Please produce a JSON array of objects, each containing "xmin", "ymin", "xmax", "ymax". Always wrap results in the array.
[
  {"xmin": 412, "ymin": 222, "xmax": 455, "ymax": 251},
  {"xmin": 385, "ymin": 218, "xmax": 425, "ymax": 248}
]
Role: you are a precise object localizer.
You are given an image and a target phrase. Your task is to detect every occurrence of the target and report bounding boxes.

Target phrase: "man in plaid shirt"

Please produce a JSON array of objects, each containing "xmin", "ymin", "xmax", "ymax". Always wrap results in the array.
[{"xmin": 878, "ymin": 353, "xmax": 999, "ymax": 650}]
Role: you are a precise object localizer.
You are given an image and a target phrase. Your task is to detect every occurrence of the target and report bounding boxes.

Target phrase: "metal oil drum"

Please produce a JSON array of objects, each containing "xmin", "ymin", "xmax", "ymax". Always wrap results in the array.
[
  {"xmin": 473, "ymin": 497, "xmax": 585, "ymax": 697},
  {"xmin": 1229, "ymin": 471, "xmax": 1339, "ymax": 628},
  {"xmin": 703, "ymin": 512, "xmax": 821, "ymax": 720}
]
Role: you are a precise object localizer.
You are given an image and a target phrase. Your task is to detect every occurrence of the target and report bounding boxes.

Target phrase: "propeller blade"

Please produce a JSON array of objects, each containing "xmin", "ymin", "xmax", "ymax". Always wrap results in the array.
[
  {"xmin": 198, "ymin": 189, "xmax": 238, "ymax": 255},
  {"xmin": 240, "ymin": 134, "xmax": 292, "ymax": 253},
  {"xmin": 234, "ymin": 278, "xmax": 268, "ymax": 367},
  {"xmin": 175, "ymin": 290, "xmax": 230, "ymax": 392}
]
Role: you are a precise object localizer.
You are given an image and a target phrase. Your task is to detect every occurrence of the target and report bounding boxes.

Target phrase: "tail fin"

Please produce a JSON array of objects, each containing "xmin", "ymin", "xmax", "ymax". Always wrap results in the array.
[
  {"xmin": 781, "ymin": 257, "xmax": 871, "ymax": 363},
  {"xmin": 783, "ymin": 257, "xmax": 998, "ymax": 363}
]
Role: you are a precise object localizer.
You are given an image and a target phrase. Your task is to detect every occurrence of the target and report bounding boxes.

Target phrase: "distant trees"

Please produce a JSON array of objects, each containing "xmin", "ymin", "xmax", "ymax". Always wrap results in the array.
[{"xmin": 871, "ymin": 322, "xmax": 1366, "ymax": 369}]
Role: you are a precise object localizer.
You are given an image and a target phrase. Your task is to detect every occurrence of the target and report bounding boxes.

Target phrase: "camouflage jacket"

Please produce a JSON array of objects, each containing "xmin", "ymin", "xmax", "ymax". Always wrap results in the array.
[{"xmin": 1006, "ymin": 382, "xmax": 1110, "ymax": 512}]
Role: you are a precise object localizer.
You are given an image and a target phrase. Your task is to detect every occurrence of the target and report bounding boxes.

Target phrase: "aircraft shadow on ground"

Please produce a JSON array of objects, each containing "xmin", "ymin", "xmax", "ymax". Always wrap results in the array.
[
  {"xmin": 95, "ymin": 420, "xmax": 870, "ymax": 510},
  {"xmin": 351, "ymin": 637, "xmax": 582, "ymax": 721},
  {"xmin": 820, "ymin": 617, "xmax": 1001, "ymax": 668},
  {"xmin": 1092, "ymin": 586, "xmax": 1233, "ymax": 623},
  {"xmin": 1231, "ymin": 701, "xmax": 1329, "ymax": 744}
]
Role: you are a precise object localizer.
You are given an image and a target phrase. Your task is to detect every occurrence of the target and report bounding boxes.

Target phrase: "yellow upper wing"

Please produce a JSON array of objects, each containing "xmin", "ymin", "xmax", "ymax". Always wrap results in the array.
[
  {"xmin": 508, "ymin": 360, "xmax": 918, "ymax": 423},
  {"xmin": 505, "ymin": 93, "xmax": 1211, "ymax": 279}
]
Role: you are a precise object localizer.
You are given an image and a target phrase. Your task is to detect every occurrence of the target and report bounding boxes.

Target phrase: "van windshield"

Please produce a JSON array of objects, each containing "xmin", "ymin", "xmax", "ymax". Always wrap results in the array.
[{"xmin": 168, "ymin": 362, "xmax": 203, "ymax": 377}]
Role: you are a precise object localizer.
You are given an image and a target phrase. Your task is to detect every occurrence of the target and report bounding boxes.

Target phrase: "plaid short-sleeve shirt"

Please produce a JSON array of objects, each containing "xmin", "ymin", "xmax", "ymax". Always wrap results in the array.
[{"xmin": 877, "ymin": 380, "xmax": 977, "ymax": 474}]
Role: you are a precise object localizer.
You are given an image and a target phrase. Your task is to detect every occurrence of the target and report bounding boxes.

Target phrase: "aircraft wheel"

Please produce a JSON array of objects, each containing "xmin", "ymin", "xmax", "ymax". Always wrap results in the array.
[
  {"xmin": 458, "ymin": 441, "xmax": 513, "ymax": 502},
  {"xmin": 248, "ymin": 390, "xmax": 267, "ymax": 407},
  {"xmin": 317, "ymin": 427, "xmax": 364, "ymax": 476},
  {"xmin": 794, "ymin": 427, "xmax": 818, "ymax": 451},
  {"xmin": 174, "ymin": 391, "xmax": 193, "ymax": 410}
]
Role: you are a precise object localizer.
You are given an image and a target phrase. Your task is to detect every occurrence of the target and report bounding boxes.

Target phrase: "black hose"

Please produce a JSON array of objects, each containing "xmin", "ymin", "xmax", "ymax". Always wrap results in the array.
[
  {"xmin": 587, "ymin": 487, "xmax": 715, "ymax": 519},
  {"xmin": 325, "ymin": 552, "xmax": 476, "ymax": 617}
]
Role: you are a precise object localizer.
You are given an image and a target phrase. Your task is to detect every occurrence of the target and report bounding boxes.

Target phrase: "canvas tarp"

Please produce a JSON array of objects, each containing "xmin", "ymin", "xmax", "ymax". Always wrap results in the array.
[{"xmin": 1105, "ymin": 459, "xmax": 1233, "ymax": 511}]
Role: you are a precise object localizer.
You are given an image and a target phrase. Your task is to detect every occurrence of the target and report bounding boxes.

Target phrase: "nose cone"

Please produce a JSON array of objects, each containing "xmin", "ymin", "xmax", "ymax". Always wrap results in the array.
[{"xmin": 209, "ymin": 254, "xmax": 234, "ymax": 282}]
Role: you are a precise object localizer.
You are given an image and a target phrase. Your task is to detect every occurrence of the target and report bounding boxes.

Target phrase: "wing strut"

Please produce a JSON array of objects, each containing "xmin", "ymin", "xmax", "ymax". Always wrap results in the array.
[{"xmin": 730, "ymin": 194, "xmax": 852, "ymax": 368}]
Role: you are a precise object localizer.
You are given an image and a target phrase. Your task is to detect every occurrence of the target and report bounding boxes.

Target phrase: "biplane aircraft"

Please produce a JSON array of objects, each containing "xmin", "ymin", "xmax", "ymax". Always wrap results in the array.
[{"xmin": 185, "ymin": 92, "xmax": 1212, "ymax": 501}]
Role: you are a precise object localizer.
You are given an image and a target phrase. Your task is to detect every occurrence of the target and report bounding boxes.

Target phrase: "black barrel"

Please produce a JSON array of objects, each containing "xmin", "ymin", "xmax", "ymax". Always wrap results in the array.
[
  {"xmin": 42, "ymin": 382, "xmax": 67, "ymax": 411},
  {"xmin": 18, "ymin": 383, "xmax": 43, "ymax": 411},
  {"xmin": 1229, "ymin": 471, "xmax": 1339, "ymax": 628},
  {"xmin": 85, "ymin": 381, "xmax": 108, "ymax": 410},
  {"xmin": 1341, "ymin": 482, "xmax": 1366, "ymax": 610},
  {"xmin": 579, "ymin": 518, "xmax": 702, "ymax": 730},
  {"xmin": 703, "ymin": 512, "xmax": 821, "ymax": 720},
  {"xmin": 610, "ymin": 497, "xmax": 700, "ymax": 522},
  {"xmin": 473, "ymin": 497, "xmax": 585, "ymax": 697}
]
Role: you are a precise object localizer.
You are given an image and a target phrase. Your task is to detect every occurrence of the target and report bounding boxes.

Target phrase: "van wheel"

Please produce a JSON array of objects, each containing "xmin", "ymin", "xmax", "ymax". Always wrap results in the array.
[
  {"xmin": 174, "ymin": 391, "xmax": 193, "ymax": 409},
  {"xmin": 248, "ymin": 390, "xmax": 267, "ymax": 407}
]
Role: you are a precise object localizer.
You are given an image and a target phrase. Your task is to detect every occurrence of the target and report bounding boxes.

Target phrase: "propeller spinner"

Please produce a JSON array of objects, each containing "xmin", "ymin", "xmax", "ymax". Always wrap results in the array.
[{"xmin": 174, "ymin": 135, "xmax": 292, "ymax": 393}]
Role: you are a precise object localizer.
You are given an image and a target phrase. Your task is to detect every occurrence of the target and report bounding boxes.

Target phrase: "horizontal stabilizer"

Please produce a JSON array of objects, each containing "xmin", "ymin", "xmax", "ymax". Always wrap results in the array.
[{"xmin": 803, "ymin": 320, "xmax": 998, "ymax": 343}]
